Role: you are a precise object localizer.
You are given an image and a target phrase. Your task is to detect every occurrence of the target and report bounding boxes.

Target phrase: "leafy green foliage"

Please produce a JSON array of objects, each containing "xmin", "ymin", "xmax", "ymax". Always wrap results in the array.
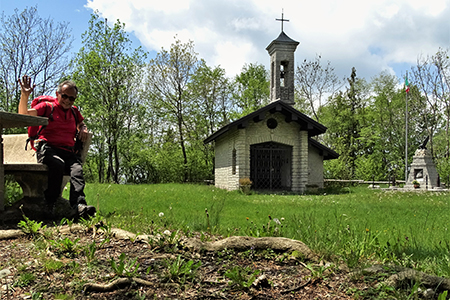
[
  {"xmin": 110, "ymin": 253, "xmax": 140, "ymax": 277},
  {"xmin": 321, "ymin": 68, "xmax": 369, "ymax": 179},
  {"xmin": 438, "ymin": 291, "xmax": 448, "ymax": 300},
  {"xmin": 42, "ymin": 258, "xmax": 65, "ymax": 274},
  {"xmin": 304, "ymin": 263, "xmax": 334, "ymax": 281},
  {"xmin": 5, "ymin": 176, "xmax": 22, "ymax": 206},
  {"xmin": 161, "ymin": 255, "xmax": 201, "ymax": 284},
  {"xmin": 18, "ymin": 207, "xmax": 46, "ymax": 237},
  {"xmin": 49, "ymin": 237, "xmax": 80, "ymax": 258},
  {"xmin": 232, "ymin": 63, "xmax": 270, "ymax": 118},
  {"xmin": 71, "ymin": 12, "xmax": 147, "ymax": 183},
  {"xmin": 224, "ymin": 265, "xmax": 261, "ymax": 289},
  {"xmin": 31, "ymin": 292, "xmax": 44, "ymax": 300},
  {"xmin": 146, "ymin": 38, "xmax": 199, "ymax": 182},
  {"xmin": 13, "ymin": 272, "xmax": 36, "ymax": 287},
  {"xmin": 320, "ymin": 68, "xmax": 431, "ymax": 181},
  {"xmin": 84, "ymin": 241, "xmax": 97, "ymax": 263}
]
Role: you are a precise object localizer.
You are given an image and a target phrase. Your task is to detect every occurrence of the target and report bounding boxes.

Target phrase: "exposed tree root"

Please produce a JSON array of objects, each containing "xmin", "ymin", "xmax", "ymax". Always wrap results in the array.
[
  {"xmin": 83, "ymin": 277, "xmax": 154, "ymax": 293},
  {"xmin": 362, "ymin": 265, "xmax": 450, "ymax": 294},
  {"xmin": 281, "ymin": 278, "xmax": 311, "ymax": 294},
  {"xmin": 3, "ymin": 225, "xmax": 450, "ymax": 296},
  {"xmin": 0, "ymin": 229, "xmax": 24, "ymax": 240},
  {"xmin": 182, "ymin": 235, "xmax": 317, "ymax": 260}
]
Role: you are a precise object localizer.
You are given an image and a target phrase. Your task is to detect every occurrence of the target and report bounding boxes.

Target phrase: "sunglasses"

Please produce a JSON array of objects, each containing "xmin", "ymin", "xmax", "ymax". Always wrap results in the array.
[{"xmin": 61, "ymin": 93, "xmax": 76, "ymax": 102}]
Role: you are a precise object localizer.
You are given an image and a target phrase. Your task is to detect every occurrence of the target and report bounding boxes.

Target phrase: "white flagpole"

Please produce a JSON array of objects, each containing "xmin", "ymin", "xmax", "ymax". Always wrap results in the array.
[{"xmin": 405, "ymin": 71, "xmax": 409, "ymax": 183}]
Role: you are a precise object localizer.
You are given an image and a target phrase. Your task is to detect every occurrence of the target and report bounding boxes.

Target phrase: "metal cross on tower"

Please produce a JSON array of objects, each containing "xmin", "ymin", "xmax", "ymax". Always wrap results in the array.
[{"xmin": 276, "ymin": 10, "xmax": 289, "ymax": 32}]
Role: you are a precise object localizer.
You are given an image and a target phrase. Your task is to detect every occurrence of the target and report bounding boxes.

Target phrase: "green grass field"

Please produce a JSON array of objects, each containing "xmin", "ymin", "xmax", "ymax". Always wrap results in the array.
[{"xmin": 69, "ymin": 183, "xmax": 450, "ymax": 276}]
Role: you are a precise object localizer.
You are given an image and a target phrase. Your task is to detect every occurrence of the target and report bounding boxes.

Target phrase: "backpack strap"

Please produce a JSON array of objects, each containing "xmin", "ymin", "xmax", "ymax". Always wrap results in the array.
[
  {"xmin": 25, "ymin": 102, "xmax": 55, "ymax": 151},
  {"xmin": 70, "ymin": 107, "xmax": 79, "ymax": 127},
  {"xmin": 36, "ymin": 102, "xmax": 55, "ymax": 135}
]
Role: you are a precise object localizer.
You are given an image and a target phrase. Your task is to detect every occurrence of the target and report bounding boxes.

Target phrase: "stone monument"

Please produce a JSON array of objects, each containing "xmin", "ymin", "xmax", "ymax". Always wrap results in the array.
[{"xmin": 405, "ymin": 136, "xmax": 440, "ymax": 189}]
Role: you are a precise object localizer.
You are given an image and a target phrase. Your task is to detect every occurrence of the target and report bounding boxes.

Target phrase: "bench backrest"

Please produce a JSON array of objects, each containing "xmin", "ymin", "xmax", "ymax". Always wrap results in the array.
[{"xmin": 3, "ymin": 133, "xmax": 92, "ymax": 165}]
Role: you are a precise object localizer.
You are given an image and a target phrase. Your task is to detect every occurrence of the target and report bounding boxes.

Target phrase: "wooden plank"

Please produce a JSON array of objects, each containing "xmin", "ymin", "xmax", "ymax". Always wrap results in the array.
[{"xmin": 0, "ymin": 111, "xmax": 47, "ymax": 129}]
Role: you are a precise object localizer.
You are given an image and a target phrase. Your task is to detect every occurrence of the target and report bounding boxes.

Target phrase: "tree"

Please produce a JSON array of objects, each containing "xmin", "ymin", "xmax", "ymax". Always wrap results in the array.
[
  {"xmin": 146, "ymin": 38, "xmax": 199, "ymax": 182},
  {"xmin": 321, "ymin": 68, "xmax": 369, "ymax": 179},
  {"xmin": 356, "ymin": 72, "xmax": 426, "ymax": 181},
  {"xmin": 0, "ymin": 6, "xmax": 73, "ymax": 112},
  {"xmin": 232, "ymin": 63, "xmax": 270, "ymax": 118},
  {"xmin": 189, "ymin": 60, "xmax": 233, "ymax": 135},
  {"xmin": 295, "ymin": 55, "xmax": 342, "ymax": 122},
  {"xmin": 411, "ymin": 48, "xmax": 450, "ymax": 183},
  {"xmin": 411, "ymin": 49, "xmax": 450, "ymax": 156},
  {"xmin": 188, "ymin": 61, "xmax": 233, "ymax": 177},
  {"xmin": 71, "ymin": 13, "xmax": 147, "ymax": 183}
]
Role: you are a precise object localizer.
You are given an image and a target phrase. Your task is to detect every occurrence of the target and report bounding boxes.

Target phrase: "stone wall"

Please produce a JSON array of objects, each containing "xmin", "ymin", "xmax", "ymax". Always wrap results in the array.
[
  {"xmin": 269, "ymin": 47, "xmax": 296, "ymax": 105},
  {"xmin": 214, "ymin": 129, "xmax": 240, "ymax": 191},
  {"xmin": 214, "ymin": 112, "xmax": 312, "ymax": 192},
  {"xmin": 308, "ymin": 145, "xmax": 324, "ymax": 188}
]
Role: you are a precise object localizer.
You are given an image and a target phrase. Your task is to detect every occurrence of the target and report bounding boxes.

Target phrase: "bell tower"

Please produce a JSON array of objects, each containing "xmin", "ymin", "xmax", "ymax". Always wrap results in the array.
[{"xmin": 266, "ymin": 13, "xmax": 299, "ymax": 106}]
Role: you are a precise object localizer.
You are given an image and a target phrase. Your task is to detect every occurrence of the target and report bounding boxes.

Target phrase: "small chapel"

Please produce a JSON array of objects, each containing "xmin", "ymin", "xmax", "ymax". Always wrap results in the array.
[{"xmin": 204, "ymin": 17, "xmax": 338, "ymax": 193}]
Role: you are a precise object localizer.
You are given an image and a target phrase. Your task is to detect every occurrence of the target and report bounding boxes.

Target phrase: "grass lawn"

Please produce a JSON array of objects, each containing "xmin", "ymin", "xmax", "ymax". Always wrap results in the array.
[{"xmin": 71, "ymin": 183, "xmax": 450, "ymax": 276}]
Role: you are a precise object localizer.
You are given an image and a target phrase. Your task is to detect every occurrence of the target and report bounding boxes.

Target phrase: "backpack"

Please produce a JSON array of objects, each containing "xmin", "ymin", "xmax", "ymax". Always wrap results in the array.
[
  {"xmin": 26, "ymin": 96, "xmax": 57, "ymax": 151},
  {"xmin": 26, "ymin": 95, "xmax": 79, "ymax": 151}
]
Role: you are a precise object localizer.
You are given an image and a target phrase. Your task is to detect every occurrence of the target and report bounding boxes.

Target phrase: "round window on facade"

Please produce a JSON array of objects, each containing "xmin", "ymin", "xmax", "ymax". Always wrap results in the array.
[{"xmin": 267, "ymin": 118, "xmax": 278, "ymax": 129}]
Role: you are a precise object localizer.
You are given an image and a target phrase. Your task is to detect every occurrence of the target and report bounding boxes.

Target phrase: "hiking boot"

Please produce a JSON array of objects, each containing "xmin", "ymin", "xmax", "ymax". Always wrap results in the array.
[{"xmin": 77, "ymin": 204, "xmax": 96, "ymax": 219}]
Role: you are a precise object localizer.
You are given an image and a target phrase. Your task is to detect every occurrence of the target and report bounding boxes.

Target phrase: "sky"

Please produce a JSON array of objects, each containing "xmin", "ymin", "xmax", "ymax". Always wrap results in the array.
[{"xmin": 1, "ymin": 0, "xmax": 449, "ymax": 82}]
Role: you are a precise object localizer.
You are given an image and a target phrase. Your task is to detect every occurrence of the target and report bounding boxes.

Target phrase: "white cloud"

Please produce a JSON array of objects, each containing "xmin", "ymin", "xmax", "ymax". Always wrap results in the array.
[
  {"xmin": 408, "ymin": 0, "xmax": 446, "ymax": 16},
  {"xmin": 85, "ymin": 0, "xmax": 449, "ymax": 79},
  {"xmin": 213, "ymin": 40, "xmax": 258, "ymax": 76}
]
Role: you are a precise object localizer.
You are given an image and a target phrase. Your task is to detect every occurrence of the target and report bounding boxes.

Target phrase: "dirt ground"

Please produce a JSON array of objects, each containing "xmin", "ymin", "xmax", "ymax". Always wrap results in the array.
[{"xmin": 0, "ymin": 222, "xmax": 392, "ymax": 299}]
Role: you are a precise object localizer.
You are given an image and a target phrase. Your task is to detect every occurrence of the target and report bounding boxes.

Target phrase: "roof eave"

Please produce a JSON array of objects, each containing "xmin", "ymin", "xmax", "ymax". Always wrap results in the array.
[{"xmin": 204, "ymin": 101, "xmax": 327, "ymax": 144}]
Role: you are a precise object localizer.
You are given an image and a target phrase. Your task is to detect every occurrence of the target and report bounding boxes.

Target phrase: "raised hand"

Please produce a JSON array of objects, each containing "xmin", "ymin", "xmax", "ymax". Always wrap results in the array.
[{"xmin": 18, "ymin": 75, "xmax": 36, "ymax": 95}]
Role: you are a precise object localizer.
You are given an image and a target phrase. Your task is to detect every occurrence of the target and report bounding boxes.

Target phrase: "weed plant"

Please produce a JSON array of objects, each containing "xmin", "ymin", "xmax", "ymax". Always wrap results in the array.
[
  {"xmin": 160, "ymin": 255, "xmax": 202, "ymax": 284},
  {"xmin": 5, "ymin": 175, "xmax": 22, "ymax": 205},
  {"xmin": 224, "ymin": 265, "xmax": 261, "ymax": 290},
  {"xmin": 110, "ymin": 253, "xmax": 140, "ymax": 277},
  {"xmin": 71, "ymin": 183, "xmax": 450, "ymax": 276},
  {"xmin": 18, "ymin": 205, "xmax": 46, "ymax": 237},
  {"xmin": 49, "ymin": 237, "xmax": 80, "ymax": 258}
]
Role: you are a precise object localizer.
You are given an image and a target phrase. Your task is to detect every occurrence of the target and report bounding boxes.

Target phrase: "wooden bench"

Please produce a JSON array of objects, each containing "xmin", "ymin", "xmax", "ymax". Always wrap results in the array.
[{"xmin": 3, "ymin": 133, "xmax": 92, "ymax": 199}]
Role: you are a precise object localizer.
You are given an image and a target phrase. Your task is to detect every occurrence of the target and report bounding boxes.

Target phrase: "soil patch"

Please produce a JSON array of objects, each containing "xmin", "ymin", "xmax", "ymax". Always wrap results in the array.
[{"xmin": 1, "ymin": 221, "xmax": 440, "ymax": 299}]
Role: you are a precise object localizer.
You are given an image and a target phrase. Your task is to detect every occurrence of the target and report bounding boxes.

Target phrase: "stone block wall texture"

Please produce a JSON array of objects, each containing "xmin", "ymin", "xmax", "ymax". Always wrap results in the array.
[
  {"xmin": 214, "ymin": 112, "xmax": 323, "ymax": 192},
  {"xmin": 269, "ymin": 48, "xmax": 296, "ymax": 105},
  {"xmin": 308, "ymin": 145, "xmax": 325, "ymax": 188},
  {"xmin": 405, "ymin": 149, "xmax": 439, "ymax": 189}
]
